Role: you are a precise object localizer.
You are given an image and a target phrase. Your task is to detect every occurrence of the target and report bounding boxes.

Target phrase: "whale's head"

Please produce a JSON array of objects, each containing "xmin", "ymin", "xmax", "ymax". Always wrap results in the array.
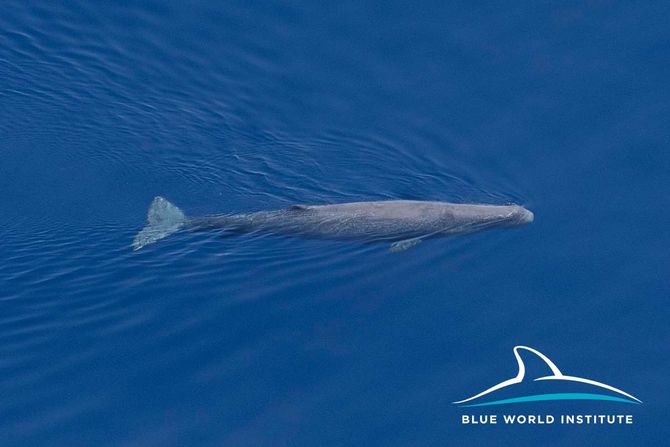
[
  {"xmin": 506, "ymin": 204, "xmax": 534, "ymax": 225},
  {"xmin": 450, "ymin": 204, "xmax": 534, "ymax": 232}
]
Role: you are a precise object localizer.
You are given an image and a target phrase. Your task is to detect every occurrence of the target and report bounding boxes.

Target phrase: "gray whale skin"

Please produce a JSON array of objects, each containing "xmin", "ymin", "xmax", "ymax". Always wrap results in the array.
[{"xmin": 133, "ymin": 196, "xmax": 534, "ymax": 252}]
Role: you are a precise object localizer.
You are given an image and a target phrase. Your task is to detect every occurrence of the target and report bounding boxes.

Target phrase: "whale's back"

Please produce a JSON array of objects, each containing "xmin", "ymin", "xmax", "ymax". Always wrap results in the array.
[{"xmin": 246, "ymin": 200, "xmax": 456, "ymax": 241}]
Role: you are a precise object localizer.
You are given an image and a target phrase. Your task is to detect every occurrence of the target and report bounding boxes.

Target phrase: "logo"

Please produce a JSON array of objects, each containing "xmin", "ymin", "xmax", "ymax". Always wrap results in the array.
[{"xmin": 454, "ymin": 346, "xmax": 641, "ymax": 407}]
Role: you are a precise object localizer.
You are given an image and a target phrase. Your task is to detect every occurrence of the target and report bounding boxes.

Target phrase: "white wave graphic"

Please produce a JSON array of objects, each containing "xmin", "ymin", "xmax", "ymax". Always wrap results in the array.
[{"xmin": 454, "ymin": 346, "xmax": 641, "ymax": 405}]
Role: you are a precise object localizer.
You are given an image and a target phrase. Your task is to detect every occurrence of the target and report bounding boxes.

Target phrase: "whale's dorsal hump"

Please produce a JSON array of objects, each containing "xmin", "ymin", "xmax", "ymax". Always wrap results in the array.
[
  {"xmin": 513, "ymin": 346, "xmax": 563, "ymax": 381},
  {"xmin": 289, "ymin": 204, "xmax": 312, "ymax": 211}
]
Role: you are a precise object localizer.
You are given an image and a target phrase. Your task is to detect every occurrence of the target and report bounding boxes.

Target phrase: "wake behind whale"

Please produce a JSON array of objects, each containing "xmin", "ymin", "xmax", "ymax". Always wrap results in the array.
[{"xmin": 132, "ymin": 196, "xmax": 534, "ymax": 251}]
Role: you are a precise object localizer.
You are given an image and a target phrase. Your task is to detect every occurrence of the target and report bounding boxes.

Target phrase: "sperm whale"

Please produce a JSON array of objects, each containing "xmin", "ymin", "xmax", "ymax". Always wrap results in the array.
[{"xmin": 132, "ymin": 196, "xmax": 534, "ymax": 251}]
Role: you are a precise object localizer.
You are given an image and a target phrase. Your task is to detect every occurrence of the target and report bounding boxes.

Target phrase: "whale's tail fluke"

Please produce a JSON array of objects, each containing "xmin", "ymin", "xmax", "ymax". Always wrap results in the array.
[{"xmin": 133, "ymin": 196, "xmax": 186, "ymax": 250}]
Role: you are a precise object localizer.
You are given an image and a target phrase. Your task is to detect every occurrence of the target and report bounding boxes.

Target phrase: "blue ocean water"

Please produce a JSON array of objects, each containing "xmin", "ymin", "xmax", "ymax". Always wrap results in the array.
[{"xmin": 1, "ymin": 1, "xmax": 669, "ymax": 445}]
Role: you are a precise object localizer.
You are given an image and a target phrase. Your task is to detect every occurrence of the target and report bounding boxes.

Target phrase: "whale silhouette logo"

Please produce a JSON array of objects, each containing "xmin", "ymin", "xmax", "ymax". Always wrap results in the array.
[{"xmin": 454, "ymin": 346, "xmax": 641, "ymax": 407}]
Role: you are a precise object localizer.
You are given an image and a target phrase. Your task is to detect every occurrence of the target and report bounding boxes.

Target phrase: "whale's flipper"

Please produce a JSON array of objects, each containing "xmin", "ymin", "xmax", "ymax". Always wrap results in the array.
[
  {"xmin": 389, "ymin": 237, "xmax": 423, "ymax": 252},
  {"xmin": 133, "ymin": 197, "xmax": 186, "ymax": 250}
]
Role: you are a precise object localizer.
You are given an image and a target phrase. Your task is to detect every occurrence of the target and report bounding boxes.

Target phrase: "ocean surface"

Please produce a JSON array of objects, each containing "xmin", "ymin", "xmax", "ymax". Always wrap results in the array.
[{"xmin": 1, "ymin": 1, "xmax": 668, "ymax": 446}]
